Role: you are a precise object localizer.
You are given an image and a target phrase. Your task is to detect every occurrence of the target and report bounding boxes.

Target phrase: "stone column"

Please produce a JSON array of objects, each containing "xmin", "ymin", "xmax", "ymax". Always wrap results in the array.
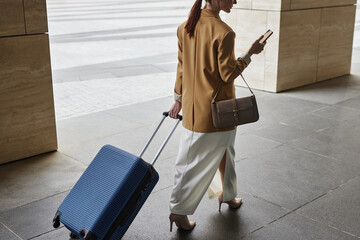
[
  {"xmin": 225, "ymin": 0, "xmax": 357, "ymax": 92},
  {"xmin": 0, "ymin": 0, "xmax": 57, "ymax": 164}
]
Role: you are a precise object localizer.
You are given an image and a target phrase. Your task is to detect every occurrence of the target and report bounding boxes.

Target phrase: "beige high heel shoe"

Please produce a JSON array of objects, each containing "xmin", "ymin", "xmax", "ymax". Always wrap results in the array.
[
  {"xmin": 169, "ymin": 213, "xmax": 196, "ymax": 232},
  {"xmin": 218, "ymin": 193, "xmax": 242, "ymax": 211}
]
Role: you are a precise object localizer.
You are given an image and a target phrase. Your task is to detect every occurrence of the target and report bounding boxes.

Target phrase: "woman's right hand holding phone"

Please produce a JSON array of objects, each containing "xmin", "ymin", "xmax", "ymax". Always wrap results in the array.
[
  {"xmin": 248, "ymin": 35, "xmax": 267, "ymax": 56},
  {"xmin": 248, "ymin": 29, "xmax": 273, "ymax": 56}
]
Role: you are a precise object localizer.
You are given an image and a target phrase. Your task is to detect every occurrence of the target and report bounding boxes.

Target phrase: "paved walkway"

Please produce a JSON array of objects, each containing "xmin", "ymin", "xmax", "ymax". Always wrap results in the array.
[
  {"xmin": 0, "ymin": 1, "xmax": 360, "ymax": 240},
  {"xmin": 48, "ymin": 0, "xmax": 194, "ymax": 120}
]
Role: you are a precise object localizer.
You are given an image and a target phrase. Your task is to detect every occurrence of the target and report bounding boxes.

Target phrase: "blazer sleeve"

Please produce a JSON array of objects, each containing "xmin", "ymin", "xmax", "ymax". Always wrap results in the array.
[
  {"xmin": 217, "ymin": 31, "xmax": 249, "ymax": 83},
  {"xmin": 174, "ymin": 26, "xmax": 183, "ymax": 102}
]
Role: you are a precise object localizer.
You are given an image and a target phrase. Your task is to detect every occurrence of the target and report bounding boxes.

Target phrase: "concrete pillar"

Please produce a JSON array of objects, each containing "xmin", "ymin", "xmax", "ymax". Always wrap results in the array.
[
  {"xmin": 225, "ymin": 0, "xmax": 357, "ymax": 92},
  {"xmin": 0, "ymin": 0, "xmax": 57, "ymax": 164}
]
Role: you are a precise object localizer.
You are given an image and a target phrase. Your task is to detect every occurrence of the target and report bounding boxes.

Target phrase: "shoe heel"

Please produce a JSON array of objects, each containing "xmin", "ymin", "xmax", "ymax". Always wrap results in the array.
[
  {"xmin": 218, "ymin": 201, "xmax": 222, "ymax": 212},
  {"xmin": 170, "ymin": 220, "xmax": 173, "ymax": 232}
]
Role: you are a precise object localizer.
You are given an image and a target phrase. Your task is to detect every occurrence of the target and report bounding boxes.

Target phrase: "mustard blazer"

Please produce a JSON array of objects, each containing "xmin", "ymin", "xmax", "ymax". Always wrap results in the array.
[{"xmin": 174, "ymin": 9, "xmax": 249, "ymax": 133}]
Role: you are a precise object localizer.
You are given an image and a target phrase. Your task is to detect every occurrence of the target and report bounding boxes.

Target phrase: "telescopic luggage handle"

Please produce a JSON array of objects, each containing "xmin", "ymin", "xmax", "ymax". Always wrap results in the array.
[{"xmin": 139, "ymin": 112, "xmax": 182, "ymax": 166}]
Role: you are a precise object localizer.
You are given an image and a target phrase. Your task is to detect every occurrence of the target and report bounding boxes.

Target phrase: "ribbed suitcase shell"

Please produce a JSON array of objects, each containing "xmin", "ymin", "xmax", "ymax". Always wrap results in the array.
[{"xmin": 57, "ymin": 144, "xmax": 159, "ymax": 239}]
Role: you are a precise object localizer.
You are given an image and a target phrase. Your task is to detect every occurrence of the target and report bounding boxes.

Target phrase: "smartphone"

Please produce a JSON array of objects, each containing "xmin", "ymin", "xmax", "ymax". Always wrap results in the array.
[{"xmin": 260, "ymin": 29, "xmax": 273, "ymax": 43}]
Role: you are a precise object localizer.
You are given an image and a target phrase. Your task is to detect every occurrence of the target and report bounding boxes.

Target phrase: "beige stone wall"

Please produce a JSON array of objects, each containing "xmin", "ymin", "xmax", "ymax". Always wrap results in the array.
[
  {"xmin": 0, "ymin": 0, "xmax": 57, "ymax": 164},
  {"xmin": 226, "ymin": 0, "xmax": 357, "ymax": 92}
]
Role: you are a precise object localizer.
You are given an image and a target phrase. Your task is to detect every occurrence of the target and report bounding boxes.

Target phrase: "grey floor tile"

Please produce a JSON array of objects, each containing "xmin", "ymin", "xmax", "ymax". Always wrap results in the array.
[
  {"xmin": 235, "ymin": 145, "xmax": 360, "ymax": 210},
  {"xmin": 102, "ymin": 97, "xmax": 174, "ymax": 125},
  {"xmin": 255, "ymin": 94, "xmax": 326, "ymax": 123},
  {"xmin": 153, "ymin": 62, "xmax": 177, "ymax": 72},
  {"xmin": 280, "ymin": 112, "xmax": 339, "ymax": 132},
  {"xmin": 78, "ymin": 72, "xmax": 116, "ymax": 81},
  {"xmin": 251, "ymin": 123, "xmax": 312, "ymax": 143},
  {"xmin": 342, "ymin": 74, "xmax": 360, "ymax": 90},
  {"xmin": 235, "ymin": 118, "xmax": 268, "ymax": 135},
  {"xmin": 0, "ymin": 223, "xmax": 21, "ymax": 240},
  {"xmin": 235, "ymin": 86, "xmax": 270, "ymax": 98},
  {"xmin": 291, "ymin": 121, "xmax": 360, "ymax": 167},
  {"xmin": 236, "ymin": 95, "xmax": 326, "ymax": 135},
  {"xmin": 57, "ymin": 111, "xmax": 143, "ymax": 149},
  {"xmin": 0, "ymin": 192, "xmax": 68, "ymax": 240},
  {"xmin": 311, "ymin": 105, "xmax": 360, "ymax": 122},
  {"xmin": 31, "ymin": 227, "xmax": 70, "ymax": 240},
  {"xmin": 51, "ymin": 52, "xmax": 178, "ymax": 83},
  {"xmin": 0, "ymin": 152, "xmax": 86, "ymax": 212},
  {"xmin": 318, "ymin": 118, "xmax": 360, "ymax": 143},
  {"xmin": 336, "ymin": 95, "xmax": 360, "ymax": 109},
  {"xmin": 296, "ymin": 177, "xmax": 360, "ymax": 237},
  {"xmin": 59, "ymin": 141, "xmax": 107, "ymax": 167},
  {"xmin": 279, "ymin": 75, "xmax": 360, "ymax": 105},
  {"xmin": 151, "ymin": 156, "xmax": 177, "ymax": 193},
  {"xmin": 235, "ymin": 90, "xmax": 316, "ymax": 134},
  {"xmin": 243, "ymin": 213, "xmax": 358, "ymax": 240},
  {"xmin": 234, "ymin": 133, "xmax": 282, "ymax": 160},
  {"xmin": 111, "ymin": 65, "xmax": 166, "ymax": 78},
  {"xmin": 52, "ymin": 69, "xmax": 80, "ymax": 83}
]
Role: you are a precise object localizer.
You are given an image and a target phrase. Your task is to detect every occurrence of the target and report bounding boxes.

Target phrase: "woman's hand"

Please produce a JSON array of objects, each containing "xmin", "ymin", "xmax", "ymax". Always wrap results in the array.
[
  {"xmin": 247, "ymin": 35, "xmax": 266, "ymax": 56},
  {"xmin": 169, "ymin": 101, "xmax": 182, "ymax": 119}
]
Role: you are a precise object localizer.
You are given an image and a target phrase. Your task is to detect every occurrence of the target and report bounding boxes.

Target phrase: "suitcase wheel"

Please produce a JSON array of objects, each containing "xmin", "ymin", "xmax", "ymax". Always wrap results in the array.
[
  {"xmin": 80, "ymin": 228, "xmax": 98, "ymax": 240},
  {"xmin": 69, "ymin": 232, "xmax": 80, "ymax": 239},
  {"xmin": 52, "ymin": 211, "xmax": 61, "ymax": 228}
]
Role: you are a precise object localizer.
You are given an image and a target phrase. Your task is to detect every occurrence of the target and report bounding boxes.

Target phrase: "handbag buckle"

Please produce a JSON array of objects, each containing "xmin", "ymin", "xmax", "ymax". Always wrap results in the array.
[{"xmin": 233, "ymin": 109, "xmax": 238, "ymax": 117}]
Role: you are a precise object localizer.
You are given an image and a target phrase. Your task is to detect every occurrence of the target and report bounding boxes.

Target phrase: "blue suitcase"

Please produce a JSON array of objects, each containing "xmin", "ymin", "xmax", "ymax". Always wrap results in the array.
[{"xmin": 53, "ymin": 112, "xmax": 182, "ymax": 240}]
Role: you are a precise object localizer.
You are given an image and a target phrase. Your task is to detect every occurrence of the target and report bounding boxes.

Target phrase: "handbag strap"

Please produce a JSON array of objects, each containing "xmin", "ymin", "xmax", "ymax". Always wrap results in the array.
[{"xmin": 212, "ymin": 66, "xmax": 254, "ymax": 102}]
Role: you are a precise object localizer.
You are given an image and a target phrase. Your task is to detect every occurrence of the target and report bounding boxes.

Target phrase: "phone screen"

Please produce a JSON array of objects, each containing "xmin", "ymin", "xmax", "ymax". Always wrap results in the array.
[{"xmin": 260, "ymin": 30, "xmax": 273, "ymax": 43}]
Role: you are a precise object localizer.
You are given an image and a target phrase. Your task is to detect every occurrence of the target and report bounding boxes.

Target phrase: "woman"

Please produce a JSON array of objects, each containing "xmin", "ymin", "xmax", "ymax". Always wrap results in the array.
[{"xmin": 168, "ymin": 0, "xmax": 265, "ymax": 232}]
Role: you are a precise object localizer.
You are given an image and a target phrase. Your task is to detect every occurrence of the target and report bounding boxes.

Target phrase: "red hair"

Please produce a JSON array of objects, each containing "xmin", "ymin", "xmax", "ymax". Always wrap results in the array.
[{"xmin": 185, "ymin": 0, "xmax": 203, "ymax": 38}]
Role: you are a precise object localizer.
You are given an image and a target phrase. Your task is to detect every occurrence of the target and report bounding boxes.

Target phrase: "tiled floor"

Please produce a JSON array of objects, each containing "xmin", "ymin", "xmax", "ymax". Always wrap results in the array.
[
  {"xmin": 1, "ymin": 76, "xmax": 359, "ymax": 239},
  {"xmin": 1, "ymin": 0, "xmax": 360, "ymax": 239}
]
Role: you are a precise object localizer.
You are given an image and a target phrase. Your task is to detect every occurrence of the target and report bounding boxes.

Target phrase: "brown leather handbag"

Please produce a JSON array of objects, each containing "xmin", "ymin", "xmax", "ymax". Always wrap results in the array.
[{"xmin": 211, "ymin": 68, "xmax": 259, "ymax": 129}]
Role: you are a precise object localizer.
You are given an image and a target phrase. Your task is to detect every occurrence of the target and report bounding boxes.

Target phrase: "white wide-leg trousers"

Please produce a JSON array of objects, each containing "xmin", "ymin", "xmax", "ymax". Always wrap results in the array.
[{"xmin": 169, "ymin": 127, "xmax": 237, "ymax": 215}]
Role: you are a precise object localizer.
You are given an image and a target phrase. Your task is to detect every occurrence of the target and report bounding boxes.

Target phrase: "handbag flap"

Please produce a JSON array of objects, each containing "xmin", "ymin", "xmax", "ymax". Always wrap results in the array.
[{"xmin": 215, "ymin": 96, "xmax": 254, "ymax": 113}]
